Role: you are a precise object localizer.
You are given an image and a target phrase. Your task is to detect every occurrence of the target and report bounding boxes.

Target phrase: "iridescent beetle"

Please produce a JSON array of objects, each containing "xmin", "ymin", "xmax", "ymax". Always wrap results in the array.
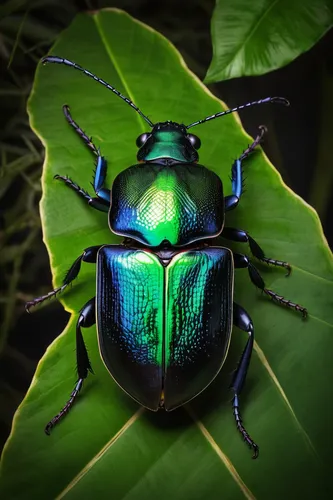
[{"xmin": 27, "ymin": 56, "xmax": 307, "ymax": 458}]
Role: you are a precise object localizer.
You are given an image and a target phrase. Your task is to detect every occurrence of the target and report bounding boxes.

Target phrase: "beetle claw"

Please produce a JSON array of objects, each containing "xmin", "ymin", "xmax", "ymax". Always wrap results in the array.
[{"xmin": 251, "ymin": 444, "xmax": 259, "ymax": 459}]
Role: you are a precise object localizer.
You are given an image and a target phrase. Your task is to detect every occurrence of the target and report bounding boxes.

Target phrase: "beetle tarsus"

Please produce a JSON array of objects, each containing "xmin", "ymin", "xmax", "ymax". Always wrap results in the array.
[
  {"xmin": 223, "ymin": 227, "xmax": 292, "ymax": 276},
  {"xmin": 54, "ymin": 175, "xmax": 91, "ymax": 200},
  {"xmin": 25, "ymin": 284, "xmax": 67, "ymax": 312},
  {"xmin": 25, "ymin": 247, "xmax": 102, "ymax": 311},
  {"xmin": 239, "ymin": 125, "xmax": 266, "ymax": 161},
  {"xmin": 233, "ymin": 252, "xmax": 307, "ymax": 317},
  {"xmin": 63, "ymin": 104, "xmax": 99, "ymax": 155},
  {"xmin": 263, "ymin": 288, "xmax": 307, "ymax": 318},
  {"xmin": 55, "ymin": 172, "xmax": 109, "ymax": 212},
  {"xmin": 232, "ymin": 394, "xmax": 259, "ymax": 459},
  {"xmin": 45, "ymin": 379, "xmax": 83, "ymax": 435},
  {"xmin": 260, "ymin": 257, "xmax": 292, "ymax": 276}
]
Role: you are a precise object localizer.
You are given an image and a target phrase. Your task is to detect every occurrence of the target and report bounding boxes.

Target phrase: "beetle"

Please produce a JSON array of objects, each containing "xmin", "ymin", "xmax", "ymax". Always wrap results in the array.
[{"xmin": 27, "ymin": 55, "xmax": 307, "ymax": 459}]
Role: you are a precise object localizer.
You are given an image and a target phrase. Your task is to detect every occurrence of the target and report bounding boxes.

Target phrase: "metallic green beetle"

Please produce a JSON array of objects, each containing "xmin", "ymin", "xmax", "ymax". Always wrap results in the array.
[{"xmin": 27, "ymin": 56, "xmax": 307, "ymax": 459}]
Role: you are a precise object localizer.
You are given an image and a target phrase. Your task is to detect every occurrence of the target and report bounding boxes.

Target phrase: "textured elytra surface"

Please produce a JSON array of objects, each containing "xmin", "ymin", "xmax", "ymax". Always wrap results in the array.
[
  {"xmin": 0, "ymin": 8, "xmax": 333, "ymax": 500},
  {"xmin": 164, "ymin": 247, "xmax": 233, "ymax": 410},
  {"xmin": 110, "ymin": 163, "xmax": 224, "ymax": 246},
  {"xmin": 97, "ymin": 247, "xmax": 164, "ymax": 410},
  {"xmin": 97, "ymin": 246, "xmax": 233, "ymax": 412}
]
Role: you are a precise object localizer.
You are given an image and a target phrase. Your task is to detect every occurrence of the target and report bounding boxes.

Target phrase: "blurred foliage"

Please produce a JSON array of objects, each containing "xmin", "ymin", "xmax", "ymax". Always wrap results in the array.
[
  {"xmin": 205, "ymin": 0, "xmax": 333, "ymax": 83},
  {"xmin": 0, "ymin": 0, "xmax": 80, "ymax": 450}
]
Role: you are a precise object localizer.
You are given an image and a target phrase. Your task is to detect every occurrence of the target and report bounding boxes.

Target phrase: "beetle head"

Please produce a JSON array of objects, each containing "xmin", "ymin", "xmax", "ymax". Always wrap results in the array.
[{"xmin": 136, "ymin": 121, "xmax": 201, "ymax": 163}]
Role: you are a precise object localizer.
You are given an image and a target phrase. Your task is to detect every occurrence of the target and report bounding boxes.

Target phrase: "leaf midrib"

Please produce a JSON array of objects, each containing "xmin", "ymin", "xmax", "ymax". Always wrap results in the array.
[
  {"xmin": 93, "ymin": 12, "xmax": 147, "ymax": 135},
  {"xmin": 214, "ymin": 0, "xmax": 281, "ymax": 74},
  {"xmin": 53, "ymin": 330, "xmax": 320, "ymax": 499}
]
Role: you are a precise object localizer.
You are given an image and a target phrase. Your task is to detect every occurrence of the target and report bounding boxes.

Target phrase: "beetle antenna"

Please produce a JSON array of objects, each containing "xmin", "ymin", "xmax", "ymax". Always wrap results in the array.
[
  {"xmin": 42, "ymin": 55, "xmax": 154, "ymax": 128},
  {"xmin": 185, "ymin": 97, "xmax": 290, "ymax": 129}
]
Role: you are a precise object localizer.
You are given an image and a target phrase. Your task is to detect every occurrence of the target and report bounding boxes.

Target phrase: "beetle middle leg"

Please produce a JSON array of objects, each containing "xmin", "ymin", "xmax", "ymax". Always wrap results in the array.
[
  {"xmin": 25, "ymin": 245, "xmax": 102, "ymax": 311},
  {"xmin": 234, "ymin": 253, "xmax": 307, "ymax": 317},
  {"xmin": 54, "ymin": 105, "xmax": 110, "ymax": 212},
  {"xmin": 231, "ymin": 302, "xmax": 258, "ymax": 459},
  {"xmin": 225, "ymin": 126, "xmax": 266, "ymax": 212},
  {"xmin": 223, "ymin": 226, "xmax": 291, "ymax": 275},
  {"xmin": 45, "ymin": 297, "xmax": 95, "ymax": 435}
]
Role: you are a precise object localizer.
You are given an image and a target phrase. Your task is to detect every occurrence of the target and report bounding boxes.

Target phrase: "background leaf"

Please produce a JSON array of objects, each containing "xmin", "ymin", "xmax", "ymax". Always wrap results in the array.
[
  {"xmin": 1, "ymin": 8, "xmax": 333, "ymax": 500},
  {"xmin": 205, "ymin": 0, "xmax": 333, "ymax": 83}
]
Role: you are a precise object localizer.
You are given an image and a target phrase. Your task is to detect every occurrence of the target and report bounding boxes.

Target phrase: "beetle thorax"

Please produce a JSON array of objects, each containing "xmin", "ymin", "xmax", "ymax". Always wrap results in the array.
[{"xmin": 137, "ymin": 121, "xmax": 199, "ymax": 164}]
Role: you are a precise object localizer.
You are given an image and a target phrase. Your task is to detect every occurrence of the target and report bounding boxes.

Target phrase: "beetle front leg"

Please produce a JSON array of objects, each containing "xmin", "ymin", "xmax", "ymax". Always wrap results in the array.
[
  {"xmin": 231, "ymin": 302, "xmax": 259, "ymax": 459},
  {"xmin": 54, "ymin": 105, "xmax": 111, "ymax": 211},
  {"xmin": 223, "ymin": 227, "xmax": 291, "ymax": 275},
  {"xmin": 45, "ymin": 297, "xmax": 95, "ymax": 435},
  {"xmin": 225, "ymin": 126, "xmax": 266, "ymax": 212},
  {"xmin": 54, "ymin": 175, "xmax": 109, "ymax": 212},
  {"xmin": 234, "ymin": 253, "xmax": 307, "ymax": 317},
  {"xmin": 25, "ymin": 245, "xmax": 102, "ymax": 311}
]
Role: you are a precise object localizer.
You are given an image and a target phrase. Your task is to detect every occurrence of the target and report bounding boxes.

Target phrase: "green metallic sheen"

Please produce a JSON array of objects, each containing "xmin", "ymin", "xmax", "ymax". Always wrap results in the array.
[
  {"xmin": 97, "ymin": 246, "xmax": 164, "ymax": 410},
  {"xmin": 97, "ymin": 245, "xmax": 233, "ymax": 411},
  {"xmin": 138, "ymin": 129, "xmax": 198, "ymax": 163},
  {"xmin": 110, "ymin": 163, "xmax": 224, "ymax": 247},
  {"xmin": 137, "ymin": 122, "xmax": 199, "ymax": 163},
  {"xmin": 164, "ymin": 247, "xmax": 233, "ymax": 410}
]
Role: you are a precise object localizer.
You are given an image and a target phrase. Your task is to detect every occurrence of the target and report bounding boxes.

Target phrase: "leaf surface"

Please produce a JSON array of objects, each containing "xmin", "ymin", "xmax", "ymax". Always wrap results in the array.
[
  {"xmin": 1, "ymin": 9, "xmax": 333, "ymax": 500},
  {"xmin": 205, "ymin": 0, "xmax": 333, "ymax": 83}
]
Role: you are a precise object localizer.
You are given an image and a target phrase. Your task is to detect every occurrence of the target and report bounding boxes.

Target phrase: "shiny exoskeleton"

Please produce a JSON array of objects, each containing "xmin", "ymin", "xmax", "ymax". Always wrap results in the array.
[{"xmin": 27, "ymin": 55, "xmax": 307, "ymax": 459}]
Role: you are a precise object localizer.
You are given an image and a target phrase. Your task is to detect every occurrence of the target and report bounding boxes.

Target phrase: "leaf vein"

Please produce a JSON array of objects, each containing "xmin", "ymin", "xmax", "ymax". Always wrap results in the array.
[
  {"xmin": 219, "ymin": 0, "xmax": 281, "ymax": 75},
  {"xmin": 56, "ymin": 408, "xmax": 144, "ymax": 499},
  {"xmin": 186, "ymin": 406, "xmax": 256, "ymax": 500},
  {"xmin": 254, "ymin": 340, "xmax": 321, "ymax": 463},
  {"xmin": 92, "ymin": 13, "xmax": 146, "ymax": 134}
]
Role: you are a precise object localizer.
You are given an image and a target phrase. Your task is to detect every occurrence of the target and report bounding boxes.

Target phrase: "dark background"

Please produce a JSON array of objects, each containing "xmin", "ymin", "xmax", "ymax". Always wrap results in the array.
[{"xmin": 0, "ymin": 0, "xmax": 332, "ymax": 453}]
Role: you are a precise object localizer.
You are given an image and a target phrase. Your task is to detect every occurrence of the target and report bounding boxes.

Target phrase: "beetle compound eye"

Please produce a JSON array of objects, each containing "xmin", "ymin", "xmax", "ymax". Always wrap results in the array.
[
  {"xmin": 136, "ymin": 133, "xmax": 150, "ymax": 147},
  {"xmin": 187, "ymin": 134, "xmax": 201, "ymax": 150}
]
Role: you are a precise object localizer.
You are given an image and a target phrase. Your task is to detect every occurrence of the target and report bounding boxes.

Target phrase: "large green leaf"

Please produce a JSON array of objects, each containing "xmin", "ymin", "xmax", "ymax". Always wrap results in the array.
[
  {"xmin": 1, "ymin": 8, "xmax": 333, "ymax": 500},
  {"xmin": 205, "ymin": 0, "xmax": 333, "ymax": 83}
]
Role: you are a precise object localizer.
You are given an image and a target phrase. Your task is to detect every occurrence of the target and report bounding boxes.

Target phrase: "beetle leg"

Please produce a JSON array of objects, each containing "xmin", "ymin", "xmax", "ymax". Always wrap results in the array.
[
  {"xmin": 45, "ymin": 297, "xmax": 95, "ymax": 435},
  {"xmin": 63, "ymin": 104, "xmax": 99, "ymax": 155},
  {"xmin": 231, "ymin": 302, "xmax": 259, "ymax": 459},
  {"xmin": 223, "ymin": 227, "xmax": 291, "ymax": 276},
  {"xmin": 234, "ymin": 253, "xmax": 307, "ymax": 317},
  {"xmin": 56, "ymin": 105, "xmax": 111, "ymax": 207},
  {"xmin": 25, "ymin": 245, "xmax": 102, "ymax": 311},
  {"xmin": 225, "ymin": 126, "xmax": 266, "ymax": 212},
  {"xmin": 54, "ymin": 175, "xmax": 109, "ymax": 212}
]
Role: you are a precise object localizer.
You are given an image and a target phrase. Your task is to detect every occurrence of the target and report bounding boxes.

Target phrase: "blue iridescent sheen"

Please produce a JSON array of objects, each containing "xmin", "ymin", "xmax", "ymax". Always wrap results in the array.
[
  {"xmin": 96, "ymin": 245, "xmax": 233, "ymax": 411},
  {"xmin": 110, "ymin": 163, "xmax": 224, "ymax": 247},
  {"xmin": 231, "ymin": 159, "xmax": 242, "ymax": 199}
]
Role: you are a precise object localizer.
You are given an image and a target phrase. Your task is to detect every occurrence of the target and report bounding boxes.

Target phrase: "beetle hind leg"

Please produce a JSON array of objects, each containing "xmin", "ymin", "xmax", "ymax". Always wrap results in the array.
[
  {"xmin": 222, "ymin": 226, "xmax": 291, "ymax": 275},
  {"xmin": 234, "ymin": 253, "xmax": 307, "ymax": 317},
  {"xmin": 231, "ymin": 302, "xmax": 259, "ymax": 459},
  {"xmin": 45, "ymin": 297, "xmax": 95, "ymax": 435},
  {"xmin": 25, "ymin": 245, "xmax": 101, "ymax": 311}
]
